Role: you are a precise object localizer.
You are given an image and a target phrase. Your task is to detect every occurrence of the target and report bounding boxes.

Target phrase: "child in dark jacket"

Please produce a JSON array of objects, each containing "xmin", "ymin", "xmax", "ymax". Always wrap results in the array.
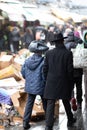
[{"xmin": 21, "ymin": 40, "xmax": 49, "ymax": 130}]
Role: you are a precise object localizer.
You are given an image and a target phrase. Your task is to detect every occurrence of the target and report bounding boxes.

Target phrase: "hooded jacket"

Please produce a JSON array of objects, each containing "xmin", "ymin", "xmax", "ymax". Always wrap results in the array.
[
  {"xmin": 64, "ymin": 32, "xmax": 77, "ymax": 50},
  {"xmin": 83, "ymin": 31, "xmax": 87, "ymax": 45},
  {"xmin": 64, "ymin": 31, "xmax": 83, "ymax": 50},
  {"xmin": 21, "ymin": 53, "xmax": 45, "ymax": 95}
]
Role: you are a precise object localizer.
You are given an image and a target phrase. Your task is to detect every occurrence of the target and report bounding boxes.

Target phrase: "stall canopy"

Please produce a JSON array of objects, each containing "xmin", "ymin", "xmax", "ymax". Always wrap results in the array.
[
  {"xmin": 0, "ymin": 3, "xmax": 34, "ymax": 21},
  {"xmin": 0, "ymin": 2, "xmax": 64, "ymax": 24},
  {"xmin": 0, "ymin": 3, "xmax": 24, "ymax": 21},
  {"xmin": 51, "ymin": 8, "xmax": 87, "ymax": 23},
  {"xmin": 23, "ymin": 7, "xmax": 64, "ymax": 24}
]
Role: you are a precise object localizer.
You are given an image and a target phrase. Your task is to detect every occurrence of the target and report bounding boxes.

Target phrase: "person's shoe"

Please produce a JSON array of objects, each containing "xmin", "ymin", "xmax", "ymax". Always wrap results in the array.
[
  {"xmin": 67, "ymin": 117, "xmax": 76, "ymax": 127},
  {"xmin": 23, "ymin": 122, "xmax": 31, "ymax": 130},
  {"xmin": 45, "ymin": 126, "xmax": 53, "ymax": 130}
]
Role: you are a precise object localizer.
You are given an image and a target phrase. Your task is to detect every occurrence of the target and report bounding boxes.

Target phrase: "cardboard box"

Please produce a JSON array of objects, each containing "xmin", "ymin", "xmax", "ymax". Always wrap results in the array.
[
  {"xmin": 12, "ymin": 116, "xmax": 23, "ymax": 124},
  {"xmin": 32, "ymin": 101, "xmax": 59, "ymax": 118},
  {"xmin": 18, "ymin": 48, "xmax": 29, "ymax": 56},
  {"xmin": 0, "ymin": 64, "xmax": 22, "ymax": 81},
  {"xmin": 13, "ymin": 62, "xmax": 22, "ymax": 72},
  {"xmin": 0, "ymin": 52, "xmax": 7, "ymax": 57},
  {"xmin": 11, "ymin": 90, "xmax": 44, "ymax": 117},
  {"xmin": 11, "ymin": 90, "xmax": 59, "ymax": 118},
  {"xmin": 11, "ymin": 90, "xmax": 27, "ymax": 117},
  {"xmin": 0, "ymin": 77, "xmax": 19, "ymax": 89},
  {"xmin": 0, "ymin": 55, "xmax": 13, "ymax": 70},
  {"xmin": 13, "ymin": 49, "xmax": 30, "ymax": 71},
  {"xmin": 32, "ymin": 103, "xmax": 45, "ymax": 117}
]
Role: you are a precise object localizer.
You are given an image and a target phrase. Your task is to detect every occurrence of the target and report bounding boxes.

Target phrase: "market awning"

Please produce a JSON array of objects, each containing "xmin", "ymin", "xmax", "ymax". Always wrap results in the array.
[
  {"xmin": 0, "ymin": 3, "xmax": 24, "ymax": 21},
  {"xmin": 51, "ymin": 8, "xmax": 87, "ymax": 23},
  {"xmin": 24, "ymin": 8, "xmax": 64, "ymax": 24},
  {"xmin": 0, "ymin": 3, "xmax": 36, "ymax": 21},
  {"xmin": 8, "ymin": 3, "xmax": 35, "ymax": 21}
]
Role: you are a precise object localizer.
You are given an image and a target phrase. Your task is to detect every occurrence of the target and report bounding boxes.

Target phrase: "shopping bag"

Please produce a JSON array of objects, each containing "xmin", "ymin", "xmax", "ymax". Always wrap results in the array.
[{"xmin": 71, "ymin": 44, "xmax": 84, "ymax": 68}]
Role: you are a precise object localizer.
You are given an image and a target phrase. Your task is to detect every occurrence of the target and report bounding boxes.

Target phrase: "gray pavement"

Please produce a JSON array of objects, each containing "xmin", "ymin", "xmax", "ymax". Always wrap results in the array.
[
  {"xmin": 4, "ymin": 98, "xmax": 87, "ymax": 130},
  {"xmin": 2, "ymin": 76, "xmax": 87, "ymax": 130}
]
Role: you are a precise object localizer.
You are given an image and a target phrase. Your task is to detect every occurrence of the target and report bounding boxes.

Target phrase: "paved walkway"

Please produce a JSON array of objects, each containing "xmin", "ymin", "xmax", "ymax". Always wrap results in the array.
[
  {"xmin": 5, "ymin": 96, "xmax": 86, "ymax": 130},
  {"xmin": 4, "ymin": 76, "xmax": 87, "ymax": 130}
]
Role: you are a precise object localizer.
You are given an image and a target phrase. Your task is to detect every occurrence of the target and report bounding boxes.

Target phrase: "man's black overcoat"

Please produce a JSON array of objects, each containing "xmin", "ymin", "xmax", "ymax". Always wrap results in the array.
[{"xmin": 43, "ymin": 43, "xmax": 74, "ymax": 100}]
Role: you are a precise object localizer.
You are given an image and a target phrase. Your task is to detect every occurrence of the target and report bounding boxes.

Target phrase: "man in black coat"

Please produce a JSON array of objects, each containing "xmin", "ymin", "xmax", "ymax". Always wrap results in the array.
[{"xmin": 43, "ymin": 33, "xmax": 76, "ymax": 130}]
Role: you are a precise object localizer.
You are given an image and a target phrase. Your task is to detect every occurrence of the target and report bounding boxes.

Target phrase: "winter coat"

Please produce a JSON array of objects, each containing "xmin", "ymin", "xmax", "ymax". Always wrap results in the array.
[
  {"xmin": 21, "ymin": 54, "xmax": 45, "ymax": 95},
  {"xmin": 65, "ymin": 32, "xmax": 78, "ymax": 50},
  {"xmin": 43, "ymin": 43, "xmax": 74, "ymax": 100},
  {"xmin": 47, "ymin": 31, "xmax": 54, "ymax": 43},
  {"xmin": 83, "ymin": 31, "xmax": 87, "ymax": 48},
  {"xmin": 10, "ymin": 27, "xmax": 20, "ymax": 42},
  {"xmin": 22, "ymin": 32, "xmax": 34, "ymax": 48},
  {"xmin": 0, "ymin": 29, "xmax": 4, "ymax": 40},
  {"xmin": 64, "ymin": 32, "xmax": 83, "ymax": 77},
  {"xmin": 64, "ymin": 31, "xmax": 83, "ymax": 50}
]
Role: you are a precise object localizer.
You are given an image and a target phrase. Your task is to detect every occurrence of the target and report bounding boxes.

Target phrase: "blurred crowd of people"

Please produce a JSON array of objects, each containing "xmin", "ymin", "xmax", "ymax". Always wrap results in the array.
[{"xmin": 0, "ymin": 19, "xmax": 87, "ymax": 54}]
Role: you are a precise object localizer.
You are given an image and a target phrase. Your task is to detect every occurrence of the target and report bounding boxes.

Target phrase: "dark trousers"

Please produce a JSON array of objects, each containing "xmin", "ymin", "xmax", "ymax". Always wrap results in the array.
[
  {"xmin": 23, "ymin": 94, "xmax": 47, "ymax": 123},
  {"xmin": 74, "ymin": 76, "xmax": 83, "ymax": 104},
  {"xmin": 10, "ymin": 41, "xmax": 19, "ymax": 54},
  {"xmin": 45, "ymin": 99, "xmax": 73, "ymax": 128}
]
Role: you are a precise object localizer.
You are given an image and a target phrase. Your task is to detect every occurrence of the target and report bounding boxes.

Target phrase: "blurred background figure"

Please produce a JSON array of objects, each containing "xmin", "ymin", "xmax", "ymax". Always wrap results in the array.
[
  {"xmin": 21, "ymin": 27, "xmax": 34, "ymax": 49},
  {"xmin": 32, "ymin": 19, "xmax": 47, "ymax": 41},
  {"xmin": 9, "ymin": 26, "xmax": 21, "ymax": 54},
  {"xmin": 46, "ymin": 24, "xmax": 55, "ymax": 43},
  {"xmin": 64, "ymin": 30, "xmax": 83, "ymax": 109},
  {"xmin": 0, "ymin": 28, "xmax": 5, "ymax": 51}
]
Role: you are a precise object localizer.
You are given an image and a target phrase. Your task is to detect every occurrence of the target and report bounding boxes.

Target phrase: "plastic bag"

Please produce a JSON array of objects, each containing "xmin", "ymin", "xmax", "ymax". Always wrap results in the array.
[{"xmin": 71, "ymin": 44, "xmax": 85, "ymax": 68}]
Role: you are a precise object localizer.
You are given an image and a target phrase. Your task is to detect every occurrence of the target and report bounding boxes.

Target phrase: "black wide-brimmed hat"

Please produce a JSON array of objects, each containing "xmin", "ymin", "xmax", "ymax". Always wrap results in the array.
[
  {"xmin": 28, "ymin": 40, "xmax": 49, "ymax": 53},
  {"xmin": 51, "ymin": 33, "xmax": 67, "ymax": 42}
]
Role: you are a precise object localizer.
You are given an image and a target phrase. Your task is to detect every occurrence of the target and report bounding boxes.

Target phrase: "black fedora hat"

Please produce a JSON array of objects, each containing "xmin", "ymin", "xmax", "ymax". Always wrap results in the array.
[{"xmin": 51, "ymin": 33, "xmax": 67, "ymax": 42}]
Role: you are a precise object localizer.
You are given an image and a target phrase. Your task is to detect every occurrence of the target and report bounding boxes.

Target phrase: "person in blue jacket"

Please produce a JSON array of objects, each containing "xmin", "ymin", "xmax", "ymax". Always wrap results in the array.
[{"xmin": 21, "ymin": 40, "xmax": 49, "ymax": 130}]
